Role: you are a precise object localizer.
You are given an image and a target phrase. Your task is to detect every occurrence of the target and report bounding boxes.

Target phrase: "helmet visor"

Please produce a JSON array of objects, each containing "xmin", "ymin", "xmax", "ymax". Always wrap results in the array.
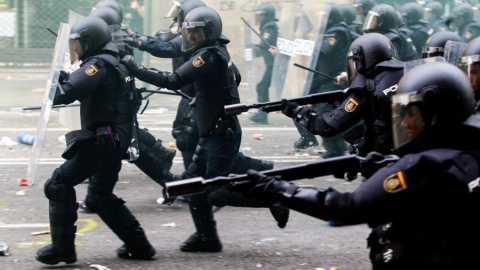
[
  {"xmin": 459, "ymin": 55, "xmax": 480, "ymax": 91},
  {"xmin": 347, "ymin": 51, "xmax": 358, "ymax": 83},
  {"xmin": 363, "ymin": 11, "xmax": 379, "ymax": 32},
  {"xmin": 391, "ymin": 93, "xmax": 425, "ymax": 149},
  {"xmin": 421, "ymin": 46, "xmax": 444, "ymax": 59},
  {"xmin": 164, "ymin": 0, "xmax": 182, "ymax": 18},
  {"xmin": 181, "ymin": 22, "xmax": 207, "ymax": 52},
  {"xmin": 68, "ymin": 37, "xmax": 82, "ymax": 64}
]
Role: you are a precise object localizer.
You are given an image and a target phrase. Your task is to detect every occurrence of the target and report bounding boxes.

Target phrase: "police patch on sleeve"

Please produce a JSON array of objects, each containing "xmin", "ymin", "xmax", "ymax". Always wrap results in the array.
[
  {"xmin": 383, "ymin": 171, "xmax": 407, "ymax": 193},
  {"xmin": 263, "ymin": 32, "xmax": 270, "ymax": 39},
  {"xmin": 344, "ymin": 98, "xmax": 359, "ymax": 112},
  {"xmin": 85, "ymin": 64, "xmax": 98, "ymax": 76},
  {"xmin": 192, "ymin": 56, "xmax": 205, "ymax": 68},
  {"xmin": 329, "ymin": 37, "xmax": 337, "ymax": 46},
  {"xmin": 465, "ymin": 31, "xmax": 473, "ymax": 40}
]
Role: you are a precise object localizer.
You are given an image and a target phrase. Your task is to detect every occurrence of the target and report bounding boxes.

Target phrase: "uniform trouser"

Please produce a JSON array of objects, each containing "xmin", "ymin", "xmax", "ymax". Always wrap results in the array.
[
  {"xmin": 256, "ymin": 67, "xmax": 273, "ymax": 103},
  {"xmin": 46, "ymin": 143, "xmax": 138, "ymax": 243},
  {"xmin": 311, "ymin": 102, "xmax": 348, "ymax": 156},
  {"xmin": 186, "ymin": 129, "xmax": 241, "ymax": 236}
]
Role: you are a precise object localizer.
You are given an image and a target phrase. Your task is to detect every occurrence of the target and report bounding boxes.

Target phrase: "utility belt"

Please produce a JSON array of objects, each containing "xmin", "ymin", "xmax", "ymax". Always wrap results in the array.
[
  {"xmin": 61, "ymin": 126, "xmax": 119, "ymax": 160},
  {"xmin": 208, "ymin": 116, "xmax": 238, "ymax": 136}
]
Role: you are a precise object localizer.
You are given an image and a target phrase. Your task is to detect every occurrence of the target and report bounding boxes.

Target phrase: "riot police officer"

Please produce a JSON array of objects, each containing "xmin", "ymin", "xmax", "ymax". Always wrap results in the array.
[
  {"xmin": 292, "ymin": 3, "xmax": 351, "ymax": 158},
  {"xmin": 459, "ymin": 36, "xmax": 480, "ymax": 107},
  {"xmin": 422, "ymin": 30, "xmax": 463, "ymax": 59},
  {"xmin": 424, "ymin": 1, "xmax": 449, "ymax": 35},
  {"xmin": 35, "ymin": 16, "xmax": 155, "ymax": 265},
  {"xmin": 248, "ymin": 2, "xmax": 279, "ymax": 124},
  {"xmin": 121, "ymin": 6, "xmax": 244, "ymax": 252},
  {"xmin": 363, "ymin": 4, "xmax": 419, "ymax": 61},
  {"xmin": 353, "ymin": 0, "xmax": 376, "ymax": 25},
  {"xmin": 237, "ymin": 62, "xmax": 480, "ymax": 269},
  {"xmin": 339, "ymin": 3, "xmax": 363, "ymax": 37},
  {"xmin": 451, "ymin": 3, "xmax": 480, "ymax": 43},
  {"xmin": 283, "ymin": 33, "xmax": 404, "ymax": 157},
  {"xmin": 401, "ymin": 2, "xmax": 431, "ymax": 57}
]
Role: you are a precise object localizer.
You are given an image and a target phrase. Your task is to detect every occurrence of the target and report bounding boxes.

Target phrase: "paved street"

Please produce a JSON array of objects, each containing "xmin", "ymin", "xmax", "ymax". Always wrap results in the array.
[{"xmin": 0, "ymin": 68, "xmax": 371, "ymax": 270}]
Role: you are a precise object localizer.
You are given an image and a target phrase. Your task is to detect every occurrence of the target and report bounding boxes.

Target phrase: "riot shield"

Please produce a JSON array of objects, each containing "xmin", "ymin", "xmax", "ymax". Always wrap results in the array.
[
  {"xmin": 243, "ymin": 17, "xmax": 265, "ymax": 96},
  {"xmin": 58, "ymin": 10, "xmax": 84, "ymax": 130},
  {"xmin": 25, "ymin": 23, "xmax": 70, "ymax": 186},
  {"xmin": 403, "ymin": 56, "xmax": 446, "ymax": 73},
  {"xmin": 271, "ymin": 2, "xmax": 328, "ymax": 99},
  {"xmin": 444, "ymin": 40, "xmax": 467, "ymax": 66}
]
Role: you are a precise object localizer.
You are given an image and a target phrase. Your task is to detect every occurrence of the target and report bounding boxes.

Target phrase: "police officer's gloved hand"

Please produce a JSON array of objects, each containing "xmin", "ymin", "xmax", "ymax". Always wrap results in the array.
[
  {"xmin": 59, "ymin": 70, "xmax": 69, "ymax": 83},
  {"xmin": 360, "ymin": 151, "xmax": 386, "ymax": 178},
  {"xmin": 281, "ymin": 99, "xmax": 301, "ymax": 118},
  {"xmin": 124, "ymin": 35, "xmax": 140, "ymax": 48},
  {"xmin": 121, "ymin": 55, "xmax": 139, "ymax": 72},
  {"xmin": 230, "ymin": 169, "xmax": 292, "ymax": 201}
]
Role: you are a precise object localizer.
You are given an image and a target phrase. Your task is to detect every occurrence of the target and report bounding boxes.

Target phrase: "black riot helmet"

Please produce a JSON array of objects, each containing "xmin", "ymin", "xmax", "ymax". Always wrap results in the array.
[
  {"xmin": 93, "ymin": 0, "xmax": 123, "ymax": 20},
  {"xmin": 401, "ymin": 2, "xmax": 424, "ymax": 26},
  {"xmin": 347, "ymin": 32, "xmax": 396, "ymax": 79},
  {"xmin": 164, "ymin": 0, "xmax": 188, "ymax": 18},
  {"xmin": 69, "ymin": 16, "xmax": 112, "ymax": 62},
  {"xmin": 326, "ymin": 3, "xmax": 344, "ymax": 27},
  {"xmin": 353, "ymin": 0, "xmax": 376, "ymax": 17},
  {"xmin": 177, "ymin": 0, "xmax": 207, "ymax": 32},
  {"xmin": 423, "ymin": 1, "xmax": 444, "ymax": 21},
  {"xmin": 339, "ymin": 4, "xmax": 357, "ymax": 25},
  {"xmin": 452, "ymin": 3, "xmax": 474, "ymax": 27},
  {"xmin": 89, "ymin": 6, "xmax": 121, "ymax": 27},
  {"xmin": 392, "ymin": 62, "xmax": 475, "ymax": 150},
  {"xmin": 181, "ymin": 6, "xmax": 222, "ymax": 52},
  {"xmin": 363, "ymin": 4, "xmax": 398, "ymax": 33},
  {"xmin": 459, "ymin": 36, "xmax": 480, "ymax": 93},
  {"xmin": 256, "ymin": 2, "xmax": 277, "ymax": 23},
  {"xmin": 422, "ymin": 31, "xmax": 463, "ymax": 58}
]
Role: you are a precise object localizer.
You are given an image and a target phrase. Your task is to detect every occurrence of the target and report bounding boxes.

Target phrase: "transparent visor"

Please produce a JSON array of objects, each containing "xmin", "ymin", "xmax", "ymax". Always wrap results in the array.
[
  {"xmin": 68, "ymin": 34, "xmax": 82, "ymax": 64},
  {"xmin": 421, "ymin": 46, "xmax": 444, "ymax": 59},
  {"xmin": 391, "ymin": 93, "xmax": 425, "ymax": 149},
  {"xmin": 181, "ymin": 22, "xmax": 207, "ymax": 52},
  {"xmin": 255, "ymin": 11, "xmax": 266, "ymax": 25},
  {"xmin": 363, "ymin": 11, "xmax": 379, "ymax": 32},
  {"xmin": 164, "ymin": 0, "xmax": 182, "ymax": 18},
  {"xmin": 459, "ymin": 55, "xmax": 480, "ymax": 91},
  {"xmin": 347, "ymin": 52, "xmax": 358, "ymax": 83}
]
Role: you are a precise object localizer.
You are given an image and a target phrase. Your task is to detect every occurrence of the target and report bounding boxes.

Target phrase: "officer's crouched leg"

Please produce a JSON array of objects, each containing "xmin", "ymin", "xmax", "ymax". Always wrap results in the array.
[
  {"xmin": 85, "ymin": 177, "xmax": 156, "ymax": 260},
  {"xmin": 36, "ymin": 168, "xmax": 77, "ymax": 265}
]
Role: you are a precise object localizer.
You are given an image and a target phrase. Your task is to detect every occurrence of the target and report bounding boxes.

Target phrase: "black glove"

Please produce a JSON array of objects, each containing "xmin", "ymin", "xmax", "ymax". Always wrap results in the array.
[
  {"xmin": 121, "ymin": 55, "xmax": 139, "ymax": 72},
  {"xmin": 124, "ymin": 35, "xmax": 140, "ymax": 48},
  {"xmin": 230, "ymin": 169, "xmax": 292, "ymax": 201},
  {"xmin": 281, "ymin": 99, "xmax": 301, "ymax": 118},
  {"xmin": 59, "ymin": 70, "xmax": 69, "ymax": 83}
]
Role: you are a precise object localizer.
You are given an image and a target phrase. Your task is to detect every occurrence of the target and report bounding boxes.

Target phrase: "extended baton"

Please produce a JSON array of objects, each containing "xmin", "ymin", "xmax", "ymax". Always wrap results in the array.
[
  {"xmin": 293, "ymin": 63, "xmax": 337, "ymax": 81},
  {"xmin": 241, "ymin": 17, "xmax": 271, "ymax": 47}
]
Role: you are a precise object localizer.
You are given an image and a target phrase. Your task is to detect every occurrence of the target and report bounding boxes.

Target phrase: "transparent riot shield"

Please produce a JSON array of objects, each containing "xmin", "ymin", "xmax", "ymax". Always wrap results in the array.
[
  {"xmin": 58, "ymin": 10, "xmax": 84, "ymax": 130},
  {"xmin": 25, "ymin": 23, "xmax": 70, "ymax": 186},
  {"xmin": 243, "ymin": 17, "xmax": 265, "ymax": 97},
  {"xmin": 271, "ymin": 2, "xmax": 328, "ymax": 99},
  {"xmin": 403, "ymin": 56, "xmax": 446, "ymax": 73},
  {"xmin": 444, "ymin": 40, "xmax": 467, "ymax": 66}
]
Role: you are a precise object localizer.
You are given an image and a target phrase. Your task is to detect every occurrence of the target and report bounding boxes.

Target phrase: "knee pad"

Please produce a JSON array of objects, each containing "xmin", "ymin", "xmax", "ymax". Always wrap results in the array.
[
  {"xmin": 44, "ymin": 169, "xmax": 70, "ymax": 201},
  {"xmin": 85, "ymin": 185, "xmax": 125, "ymax": 213}
]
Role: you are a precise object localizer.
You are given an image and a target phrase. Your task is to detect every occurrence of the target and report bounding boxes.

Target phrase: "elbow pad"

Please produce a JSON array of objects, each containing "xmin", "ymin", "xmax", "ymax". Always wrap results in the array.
[{"xmin": 134, "ymin": 66, "xmax": 169, "ymax": 88}]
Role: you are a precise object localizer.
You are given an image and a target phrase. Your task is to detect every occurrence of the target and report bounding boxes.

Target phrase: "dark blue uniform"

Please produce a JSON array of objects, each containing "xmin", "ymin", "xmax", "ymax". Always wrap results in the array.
[
  {"xmin": 407, "ymin": 20, "xmax": 431, "ymax": 57},
  {"xmin": 254, "ymin": 20, "xmax": 278, "ymax": 103},
  {"xmin": 306, "ymin": 62, "xmax": 404, "ymax": 156},
  {"xmin": 458, "ymin": 20, "xmax": 480, "ymax": 43}
]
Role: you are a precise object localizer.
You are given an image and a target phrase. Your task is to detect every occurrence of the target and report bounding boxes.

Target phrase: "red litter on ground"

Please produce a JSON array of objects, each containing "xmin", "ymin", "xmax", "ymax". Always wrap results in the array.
[
  {"xmin": 19, "ymin": 178, "xmax": 28, "ymax": 186},
  {"xmin": 253, "ymin": 133, "xmax": 264, "ymax": 140}
]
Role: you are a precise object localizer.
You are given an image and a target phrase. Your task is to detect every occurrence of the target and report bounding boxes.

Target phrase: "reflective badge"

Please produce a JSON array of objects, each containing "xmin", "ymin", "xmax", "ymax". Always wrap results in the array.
[
  {"xmin": 383, "ymin": 171, "xmax": 407, "ymax": 193},
  {"xmin": 344, "ymin": 98, "xmax": 359, "ymax": 112},
  {"xmin": 85, "ymin": 64, "xmax": 98, "ymax": 76},
  {"xmin": 329, "ymin": 37, "xmax": 337, "ymax": 46},
  {"xmin": 263, "ymin": 32, "xmax": 270, "ymax": 39},
  {"xmin": 439, "ymin": 26, "xmax": 446, "ymax": 32},
  {"xmin": 192, "ymin": 56, "xmax": 205, "ymax": 68},
  {"xmin": 425, "ymin": 36, "xmax": 432, "ymax": 45},
  {"xmin": 465, "ymin": 31, "xmax": 473, "ymax": 40}
]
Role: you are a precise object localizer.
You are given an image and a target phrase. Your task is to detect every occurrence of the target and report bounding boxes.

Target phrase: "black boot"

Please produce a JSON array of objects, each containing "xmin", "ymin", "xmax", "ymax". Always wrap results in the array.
[
  {"xmin": 230, "ymin": 152, "xmax": 274, "ymax": 174},
  {"xmin": 249, "ymin": 110, "xmax": 268, "ymax": 124},
  {"xmin": 36, "ymin": 226, "xmax": 77, "ymax": 265},
  {"xmin": 293, "ymin": 122, "xmax": 319, "ymax": 150},
  {"xmin": 180, "ymin": 231, "xmax": 222, "ymax": 252},
  {"xmin": 268, "ymin": 202, "xmax": 290, "ymax": 229},
  {"xmin": 116, "ymin": 227, "xmax": 156, "ymax": 260}
]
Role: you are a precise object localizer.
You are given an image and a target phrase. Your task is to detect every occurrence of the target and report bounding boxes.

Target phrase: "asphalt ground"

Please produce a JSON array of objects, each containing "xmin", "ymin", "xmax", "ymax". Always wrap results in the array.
[{"xmin": 0, "ymin": 68, "xmax": 372, "ymax": 270}]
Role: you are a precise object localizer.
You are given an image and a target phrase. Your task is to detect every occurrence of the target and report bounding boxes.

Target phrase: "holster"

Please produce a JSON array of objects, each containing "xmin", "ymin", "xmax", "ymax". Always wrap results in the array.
[
  {"xmin": 62, "ymin": 130, "xmax": 95, "ymax": 160},
  {"xmin": 209, "ymin": 116, "xmax": 237, "ymax": 136},
  {"xmin": 95, "ymin": 126, "xmax": 119, "ymax": 153}
]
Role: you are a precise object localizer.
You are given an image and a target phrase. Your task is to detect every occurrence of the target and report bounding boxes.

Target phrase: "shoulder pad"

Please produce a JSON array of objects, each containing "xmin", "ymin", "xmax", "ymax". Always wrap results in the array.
[{"xmin": 376, "ymin": 59, "xmax": 404, "ymax": 69}]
